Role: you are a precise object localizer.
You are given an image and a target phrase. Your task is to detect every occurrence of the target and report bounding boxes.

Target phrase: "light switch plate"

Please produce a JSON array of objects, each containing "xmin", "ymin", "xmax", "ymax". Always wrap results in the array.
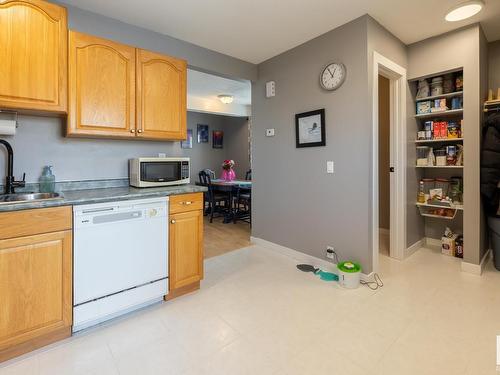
[
  {"xmin": 327, "ymin": 161, "xmax": 334, "ymax": 174},
  {"xmin": 266, "ymin": 81, "xmax": 276, "ymax": 98},
  {"xmin": 266, "ymin": 128, "xmax": 275, "ymax": 137}
]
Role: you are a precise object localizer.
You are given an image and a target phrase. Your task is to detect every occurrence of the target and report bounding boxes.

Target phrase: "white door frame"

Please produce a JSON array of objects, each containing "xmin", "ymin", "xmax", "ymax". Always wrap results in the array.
[{"xmin": 372, "ymin": 51, "xmax": 407, "ymax": 272}]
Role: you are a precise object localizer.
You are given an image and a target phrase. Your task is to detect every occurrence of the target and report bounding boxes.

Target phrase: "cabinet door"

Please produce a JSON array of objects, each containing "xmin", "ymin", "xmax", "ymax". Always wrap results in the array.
[
  {"xmin": 136, "ymin": 49, "xmax": 187, "ymax": 140},
  {"xmin": 0, "ymin": 231, "xmax": 72, "ymax": 359},
  {"xmin": 68, "ymin": 31, "xmax": 136, "ymax": 138},
  {"xmin": 0, "ymin": 0, "xmax": 67, "ymax": 113},
  {"xmin": 169, "ymin": 210, "xmax": 203, "ymax": 290}
]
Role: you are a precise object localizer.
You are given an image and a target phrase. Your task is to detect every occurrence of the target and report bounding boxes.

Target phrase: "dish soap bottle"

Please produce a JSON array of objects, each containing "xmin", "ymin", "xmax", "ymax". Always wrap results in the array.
[{"xmin": 39, "ymin": 166, "xmax": 56, "ymax": 193}]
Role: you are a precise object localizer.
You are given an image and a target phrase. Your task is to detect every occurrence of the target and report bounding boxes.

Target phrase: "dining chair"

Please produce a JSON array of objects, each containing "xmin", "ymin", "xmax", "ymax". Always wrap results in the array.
[
  {"xmin": 233, "ymin": 184, "xmax": 251, "ymax": 225},
  {"xmin": 245, "ymin": 169, "xmax": 252, "ymax": 181},
  {"xmin": 198, "ymin": 170, "xmax": 229, "ymax": 223}
]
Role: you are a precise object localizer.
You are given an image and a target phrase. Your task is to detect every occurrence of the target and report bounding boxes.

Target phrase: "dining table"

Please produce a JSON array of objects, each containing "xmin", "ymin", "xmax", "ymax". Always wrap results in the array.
[{"xmin": 198, "ymin": 179, "xmax": 252, "ymax": 223}]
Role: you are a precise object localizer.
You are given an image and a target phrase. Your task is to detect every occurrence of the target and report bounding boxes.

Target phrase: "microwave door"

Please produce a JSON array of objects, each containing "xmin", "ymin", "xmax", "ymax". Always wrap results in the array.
[{"xmin": 140, "ymin": 162, "xmax": 181, "ymax": 182}]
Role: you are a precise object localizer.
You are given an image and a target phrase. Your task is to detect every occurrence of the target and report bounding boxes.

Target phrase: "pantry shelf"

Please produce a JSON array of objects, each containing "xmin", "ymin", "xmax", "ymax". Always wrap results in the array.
[
  {"xmin": 415, "ymin": 91, "xmax": 463, "ymax": 102},
  {"xmin": 416, "ymin": 202, "xmax": 464, "ymax": 211},
  {"xmin": 415, "ymin": 165, "xmax": 464, "ymax": 169},
  {"xmin": 414, "ymin": 109, "xmax": 463, "ymax": 119},
  {"xmin": 414, "ymin": 138, "xmax": 463, "ymax": 144}
]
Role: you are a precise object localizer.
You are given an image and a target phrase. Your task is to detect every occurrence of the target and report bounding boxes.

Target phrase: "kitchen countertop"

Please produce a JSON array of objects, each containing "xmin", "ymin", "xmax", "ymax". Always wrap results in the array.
[{"xmin": 0, "ymin": 184, "xmax": 207, "ymax": 212}]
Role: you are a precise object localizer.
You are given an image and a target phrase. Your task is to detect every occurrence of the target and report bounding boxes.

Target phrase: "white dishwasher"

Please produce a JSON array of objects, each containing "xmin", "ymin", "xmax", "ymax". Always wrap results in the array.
[{"xmin": 73, "ymin": 197, "xmax": 168, "ymax": 332}]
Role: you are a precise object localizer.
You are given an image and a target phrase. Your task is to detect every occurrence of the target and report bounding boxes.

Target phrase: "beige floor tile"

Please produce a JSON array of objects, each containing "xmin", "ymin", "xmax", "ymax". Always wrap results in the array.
[{"xmin": 3, "ymin": 244, "xmax": 500, "ymax": 374}]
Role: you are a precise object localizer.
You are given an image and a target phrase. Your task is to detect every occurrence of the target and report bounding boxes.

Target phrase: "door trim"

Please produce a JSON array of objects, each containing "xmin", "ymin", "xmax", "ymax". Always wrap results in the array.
[{"xmin": 372, "ymin": 52, "xmax": 407, "ymax": 272}]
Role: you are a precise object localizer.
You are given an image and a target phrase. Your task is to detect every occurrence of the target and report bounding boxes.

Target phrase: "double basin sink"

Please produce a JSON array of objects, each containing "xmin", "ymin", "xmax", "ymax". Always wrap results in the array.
[{"xmin": 0, "ymin": 192, "xmax": 63, "ymax": 204}]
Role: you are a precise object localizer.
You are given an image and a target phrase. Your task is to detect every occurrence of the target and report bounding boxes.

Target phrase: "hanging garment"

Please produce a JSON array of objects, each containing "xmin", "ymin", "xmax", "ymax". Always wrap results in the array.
[{"xmin": 481, "ymin": 112, "xmax": 500, "ymax": 215}]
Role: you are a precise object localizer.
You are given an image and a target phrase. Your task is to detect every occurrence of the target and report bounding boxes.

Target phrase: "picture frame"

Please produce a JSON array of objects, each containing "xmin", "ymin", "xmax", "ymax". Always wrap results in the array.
[
  {"xmin": 181, "ymin": 129, "xmax": 193, "ymax": 149},
  {"xmin": 212, "ymin": 130, "xmax": 223, "ymax": 149},
  {"xmin": 295, "ymin": 109, "xmax": 326, "ymax": 148},
  {"xmin": 197, "ymin": 124, "xmax": 209, "ymax": 143}
]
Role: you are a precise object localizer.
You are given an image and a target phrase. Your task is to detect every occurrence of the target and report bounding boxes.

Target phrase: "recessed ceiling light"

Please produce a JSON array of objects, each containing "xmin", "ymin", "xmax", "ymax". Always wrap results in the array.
[
  {"xmin": 218, "ymin": 95, "xmax": 234, "ymax": 104},
  {"xmin": 445, "ymin": 0, "xmax": 483, "ymax": 22}
]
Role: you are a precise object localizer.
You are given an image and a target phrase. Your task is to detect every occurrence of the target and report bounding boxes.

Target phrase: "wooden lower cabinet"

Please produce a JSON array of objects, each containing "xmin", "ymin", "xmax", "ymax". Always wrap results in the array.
[
  {"xmin": 167, "ymin": 193, "xmax": 204, "ymax": 298},
  {"xmin": 0, "ymin": 207, "xmax": 72, "ymax": 362}
]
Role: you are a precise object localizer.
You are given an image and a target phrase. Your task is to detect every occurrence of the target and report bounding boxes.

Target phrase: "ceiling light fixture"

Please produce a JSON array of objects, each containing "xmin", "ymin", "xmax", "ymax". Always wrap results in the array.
[
  {"xmin": 218, "ymin": 94, "xmax": 234, "ymax": 104},
  {"xmin": 445, "ymin": 0, "xmax": 483, "ymax": 22}
]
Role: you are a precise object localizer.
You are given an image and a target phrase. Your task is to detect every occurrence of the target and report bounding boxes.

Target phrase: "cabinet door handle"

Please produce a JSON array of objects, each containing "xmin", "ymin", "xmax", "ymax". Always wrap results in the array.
[
  {"xmin": 137, "ymin": 129, "xmax": 143, "ymax": 134},
  {"xmin": 182, "ymin": 201, "xmax": 193, "ymax": 205},
  {"xmin": 130, "ymin": 129, "xmax": 136, "ymax": 133},
  {"xmin": 171, "ymin": 219, "xmax": 176, "ymax": 224}
]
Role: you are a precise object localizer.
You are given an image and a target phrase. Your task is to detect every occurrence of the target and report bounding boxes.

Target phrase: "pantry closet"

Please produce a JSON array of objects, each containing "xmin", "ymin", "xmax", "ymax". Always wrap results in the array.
[{"xmin": 410, "ymin": 70, "xmax": 464, "ymax": 258}]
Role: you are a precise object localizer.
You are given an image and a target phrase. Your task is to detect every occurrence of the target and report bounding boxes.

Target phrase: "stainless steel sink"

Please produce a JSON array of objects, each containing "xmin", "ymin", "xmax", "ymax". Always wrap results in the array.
[{"xmin": 0, "ymin": 192, "xmax": 63, "ymax": 204}]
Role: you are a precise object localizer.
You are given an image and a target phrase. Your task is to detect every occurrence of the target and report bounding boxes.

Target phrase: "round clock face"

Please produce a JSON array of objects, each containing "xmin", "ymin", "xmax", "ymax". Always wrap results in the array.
[{"xmin": 320, "ymin": 62, "xmax": 346, "ymax": 91}]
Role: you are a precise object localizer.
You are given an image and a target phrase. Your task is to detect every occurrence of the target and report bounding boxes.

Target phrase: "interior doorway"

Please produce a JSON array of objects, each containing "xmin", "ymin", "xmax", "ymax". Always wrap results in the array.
[
  {"xmin": 378, "ymin": 75, "xmax": 391, "ymax": 256},
  {"xmin": 371, "ymin": 52, "xmax": 407, "ymax": 273}
]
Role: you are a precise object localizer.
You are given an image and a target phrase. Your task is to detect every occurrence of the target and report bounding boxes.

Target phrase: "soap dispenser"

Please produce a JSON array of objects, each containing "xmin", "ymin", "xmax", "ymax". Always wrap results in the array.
[{"xmin": 39, "ymin": 166, "xmax": 56, "ymax": 193}]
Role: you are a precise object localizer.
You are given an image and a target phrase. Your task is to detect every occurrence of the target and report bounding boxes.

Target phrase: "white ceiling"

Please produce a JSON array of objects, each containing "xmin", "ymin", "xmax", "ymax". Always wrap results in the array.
[
  {"xmin": 62, "ymin": 0, "xmax": 500, "ymax": 64},
  {"xmin": 187, "ymin": 69, "xmax": 251, "ymax": 117}
]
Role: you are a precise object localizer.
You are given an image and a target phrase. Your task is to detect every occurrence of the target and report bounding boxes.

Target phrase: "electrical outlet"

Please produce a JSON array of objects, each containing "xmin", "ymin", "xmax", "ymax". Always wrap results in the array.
[{"xmin": 326, "ymin": 246, "xmax": 335, "ymax": 259}]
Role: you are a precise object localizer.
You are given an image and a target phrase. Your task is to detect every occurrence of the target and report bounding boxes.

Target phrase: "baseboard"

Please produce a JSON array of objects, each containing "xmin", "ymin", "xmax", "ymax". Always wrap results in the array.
[
  {"xmin": 424, "ymin": 237, "xmax": 442, "ymax": 249},
  {"xmin": 461, "ymin": 249, "xmax": 492, "ymax": 275},
  {"xmin": 250, "ymin": 236, "xmax": 373, "ymax": 281},
  {"xmin": 404, "ymin": 239, "xmax": 423, "ymax": 259}
]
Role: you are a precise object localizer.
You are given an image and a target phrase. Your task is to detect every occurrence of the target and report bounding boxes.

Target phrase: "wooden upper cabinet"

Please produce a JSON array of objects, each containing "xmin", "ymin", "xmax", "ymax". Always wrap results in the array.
[
  {"xmin": 0, "ymin": 0, "xmax": 67, "ymax": 113},
  {"xmin": 68, "ymin": 31, "xmax": 136, "ymax": 138},
  {"xmin": 136, "ymin": 49, "xmax": 187, "ymax": 140}
]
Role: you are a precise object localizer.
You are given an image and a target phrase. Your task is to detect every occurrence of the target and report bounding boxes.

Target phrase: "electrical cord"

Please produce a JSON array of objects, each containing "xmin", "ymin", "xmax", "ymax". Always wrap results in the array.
[{"xmin": 360, "ymin": 273, "xmax": 384, "ymax": 290}]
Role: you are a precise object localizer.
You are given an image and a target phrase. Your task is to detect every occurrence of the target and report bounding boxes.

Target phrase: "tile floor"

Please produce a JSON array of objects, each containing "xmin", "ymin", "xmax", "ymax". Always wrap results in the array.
[{"xmin": 2, "ymin": 244, "xmax": 500, "ymax": 375}]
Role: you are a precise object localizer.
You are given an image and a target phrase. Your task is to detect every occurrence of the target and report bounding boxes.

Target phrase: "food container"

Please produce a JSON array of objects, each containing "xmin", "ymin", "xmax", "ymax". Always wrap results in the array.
[
  {"xmin": 450, "ymin": 176, "xmax": 463, "ymax": 204},
  {"xmin": 443, "ymin": 73, "xmax": 455, "ymax": 94},
  {"xmin": 447, "ymin": 121, "xmax": 460, "ymax": 138},
  {"xmin": 455, "ymin": 236, "xmax": 464, "ymax": 258},
  {"xmin": 337, "ymin": 261, "xmax": 361, "ymax": 289},
  {"xmin": 417, "ymin": 131, "xmax": 426, "ymax": 140},
  {"xmin": 432, "ymin": 98, "xmax": 447, "ymax": 112},
  {"xmin": 451, "ymin": 97, "xmax": 462, "ymax": 110},
  {"xmin": 435, "ymin": 148, "xmax": 447, "ymax": 166},
  {"xmin": 424, "ymin": 121, "xmax": 433, "ymax": 139},
  {"xmin": 422, "ymin": 178, "xmax": 435, "ymax": 194},
  {"xmin": 417, "ymin": 146, "xmax": 431, "ymax": 166},
  {"xmin": 431, "ymin": 76, "xmax": 443, "ymax": 96},
  {"xmin": 416, "ymin": 79, "xmax": 430, "ymax": 99},
  {"xmin": 446, "ymin": 145, "xmax": 457, "ymax": 165},
  {"xmin": 455, "ymin": 74, "xmax": 463, "ymax": 91},
  {"xmin": 435, "ymin": 178, "xmax": 450, "ymax": 197},
  {"xmin": 440, "ymin": 122, "xmax": 448, "ymax": 139},
  {"xmin": 417, "ymin": 101, "xmax": 431, "ymax": 114}
]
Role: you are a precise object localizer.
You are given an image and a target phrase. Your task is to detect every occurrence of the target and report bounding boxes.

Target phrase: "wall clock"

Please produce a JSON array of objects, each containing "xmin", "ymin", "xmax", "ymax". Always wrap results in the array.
[{"xmin": 320, "ymin": 62, "xmax": 346, "ymax": 91}]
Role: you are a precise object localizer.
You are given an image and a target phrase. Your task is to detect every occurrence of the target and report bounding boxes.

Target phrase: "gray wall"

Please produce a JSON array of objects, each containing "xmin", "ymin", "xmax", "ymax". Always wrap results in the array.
[
  {"xmin": 366, "ymin": 17, "xmax": 417, "ymax": 248},
  {"xmin": 0, "ymin": 112, "xmax": 249, "ymax": 183},
  {"xmin": 58, "ymin": 2, "xmax": 257, "ymax": 81},
  {"xmin": 407, "ymin": 25, "xmax": 487, "ymax": 265},
  {"xmin": 252, "ymin": 16, "xmax": 373, "ymax": 271},
  {"xmin": 489, "ymin": 40, "xmax": 500, "ymax": 91}
]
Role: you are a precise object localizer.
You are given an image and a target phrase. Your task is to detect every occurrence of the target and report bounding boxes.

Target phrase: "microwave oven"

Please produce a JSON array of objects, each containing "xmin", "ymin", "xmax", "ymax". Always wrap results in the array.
[{"xmin": 129, "ymin": 157, "xmax": 190, "ymax": 187}]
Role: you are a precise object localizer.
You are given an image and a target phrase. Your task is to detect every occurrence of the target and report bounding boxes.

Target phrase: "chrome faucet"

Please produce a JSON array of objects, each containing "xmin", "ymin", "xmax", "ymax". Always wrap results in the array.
[{"xmin": 0, "ymin": 139, "xmax": 25, "ymax": 194}]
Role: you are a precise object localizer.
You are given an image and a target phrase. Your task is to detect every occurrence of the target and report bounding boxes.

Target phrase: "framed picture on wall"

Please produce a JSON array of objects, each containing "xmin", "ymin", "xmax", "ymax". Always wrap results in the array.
[
  {"xmin": 197, "ymin": 124, "xmax": 209, "ymax": 143},
  {"xmin": 212, "ymin": 130, "xmax": 223, "ymax": 149},
  {"xmin": 295, "ymin": 109, "xmax": 326, "ymax": 148},
  {"xmin": 181, "ymin": 129, "xmax": 193, "ymax": 149}
]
